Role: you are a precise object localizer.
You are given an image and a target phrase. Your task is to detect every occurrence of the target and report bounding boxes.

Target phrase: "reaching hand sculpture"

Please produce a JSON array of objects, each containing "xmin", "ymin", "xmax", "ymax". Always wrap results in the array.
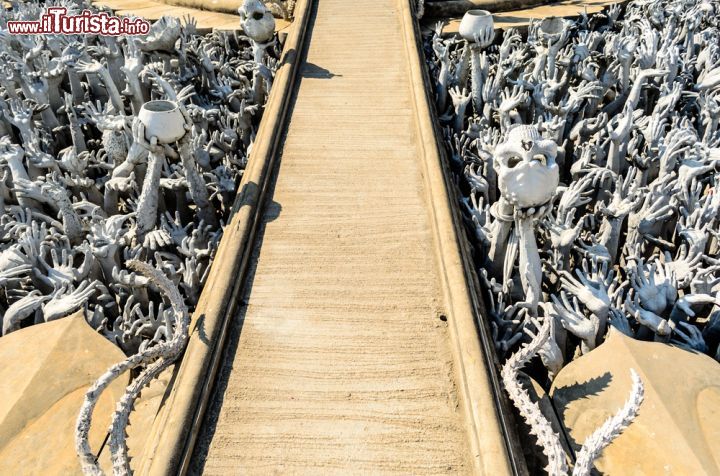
[
  {"xmin": 428, "ymin": 3, "xmax": 720, "ymax": 472},
  {"xmin": 459, "ymin": 10, "xmax": 495, "ymax": 114},
  {"xmin": 0, "ymin": 5, "xmax": 280, "ymax": 473},
  {"xmin": 136, "ymin": 16, "xmax": 182, "ymax": 53}
]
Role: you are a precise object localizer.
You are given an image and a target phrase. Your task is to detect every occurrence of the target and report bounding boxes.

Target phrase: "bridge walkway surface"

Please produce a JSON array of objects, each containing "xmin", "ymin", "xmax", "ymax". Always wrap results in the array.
[{"xmin": 189, "ymin": 0, "xmax": 511, "ymax": 474}]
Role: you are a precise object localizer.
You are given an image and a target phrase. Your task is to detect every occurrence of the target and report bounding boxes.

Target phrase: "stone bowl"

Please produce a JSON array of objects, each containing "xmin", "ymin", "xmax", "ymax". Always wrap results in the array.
[
  {"xmin": 538, "ymin": 17, "xmax": 565, "ymax": 43},
  {"xmin": 138, "ymin": 100, "xmax": 186, "ymax": 144},
  {"xmin": 459, "ymin": 10, "xmax": 494, "ymax": 44}
]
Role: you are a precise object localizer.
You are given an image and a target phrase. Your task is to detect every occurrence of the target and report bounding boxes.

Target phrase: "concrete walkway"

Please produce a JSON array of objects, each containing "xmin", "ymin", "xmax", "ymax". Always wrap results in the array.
[{"xmin": 191, "ymin": 0, "xmax": 489, "ymax": 473}]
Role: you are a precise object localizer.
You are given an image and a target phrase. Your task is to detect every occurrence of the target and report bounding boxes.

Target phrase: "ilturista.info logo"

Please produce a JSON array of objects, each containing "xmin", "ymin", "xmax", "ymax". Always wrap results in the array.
[{"xmin": 7, "ymin": 7, "xmax": 150, "ymax": 35}]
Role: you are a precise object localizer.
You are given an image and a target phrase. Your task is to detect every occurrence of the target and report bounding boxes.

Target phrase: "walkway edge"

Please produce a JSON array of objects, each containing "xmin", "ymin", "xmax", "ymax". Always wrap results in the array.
[
  {"xmin": 135, "ymin": 1, "xmax": 312, "ymax": 473},
  {"xmin": 398, "ymin": 1, "xmax": 514, "ymax": 474}
]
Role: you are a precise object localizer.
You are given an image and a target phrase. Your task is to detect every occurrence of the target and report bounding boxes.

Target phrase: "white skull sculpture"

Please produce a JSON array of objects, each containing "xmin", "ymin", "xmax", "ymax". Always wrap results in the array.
[
  {"xmin": 494, "ymin": 125, "xmax": 559, "ymax": 209},
  {"xmin": 239, "ymin": 0, "xmax": 276, "ymax": 44}
]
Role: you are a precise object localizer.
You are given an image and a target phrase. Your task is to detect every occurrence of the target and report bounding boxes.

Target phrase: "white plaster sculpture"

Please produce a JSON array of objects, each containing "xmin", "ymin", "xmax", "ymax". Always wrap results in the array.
[
  {"xmin": 500, "ymin": 316, "xmax": 645, "ymax": 476},
  {"xmin": 429, "ymin": 0, "xmax": 720, "ymax": 367},
  {"xmin": 0, "ymin": 3, "xmax": 280, "ymax": 473},
  {"xmin": 458, "ymin": 10, "xmax": 495, "ymax": 113},
  {"xmin": 490, "ymin": 125, "xmax": 558, "ymax": 316},
  {"xmin": 239, "ymin": 0, "xmax": 277, "ymax": 103},
  {"xmin": 75, "ymin": 260, "xmax": 189, "ymax": 476},
  {"xmin": 427, "ymin": 0, "xmax": 720, "ymax": 472},
  {"xmin": 239, "ymin": 0, "xmax": 276, "ymax": 45}
]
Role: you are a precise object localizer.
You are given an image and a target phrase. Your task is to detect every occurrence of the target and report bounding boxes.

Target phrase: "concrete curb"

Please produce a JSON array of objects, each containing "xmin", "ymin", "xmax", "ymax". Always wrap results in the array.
[
  {"xmin": 399, "ymin": 0, "xmax": 517, "ymax": 474},
  {"xmin": 134, "ymin": 0, "xmax": 312, "ymax": 473}
]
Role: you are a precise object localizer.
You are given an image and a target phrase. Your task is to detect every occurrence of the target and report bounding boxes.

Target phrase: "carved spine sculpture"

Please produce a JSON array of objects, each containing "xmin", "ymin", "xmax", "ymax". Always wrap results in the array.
[
  {"xmin": 501, "ymin": 316, "xmax": 645, "ymax": 476},
  {"xmin": 75, "ymin": 260, "xmax": 189, "ymax": 476}
]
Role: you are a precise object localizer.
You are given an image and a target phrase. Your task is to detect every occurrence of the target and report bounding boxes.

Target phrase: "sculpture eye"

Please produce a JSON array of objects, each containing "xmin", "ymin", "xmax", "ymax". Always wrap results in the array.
[
  {"xmin": 253, "ymin": 12, "xmax": 264, "ymax": 20},
  {"xmin": 533, "ymin": 154, "xmax": 547, "ymax": 166},
  {"xmin": 507, "ymin": 156, "xmax": 522, "ymax": 168}
]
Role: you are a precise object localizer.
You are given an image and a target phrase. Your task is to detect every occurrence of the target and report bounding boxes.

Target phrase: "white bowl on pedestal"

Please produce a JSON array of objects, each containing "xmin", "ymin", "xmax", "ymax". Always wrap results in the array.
[
  {"xmin": 138, "ymin": 100, "xmax": 186, "ymax": 144},
  {"xmin": 459, "ymin": 10, "xmax": 495, "ymax": 46}
]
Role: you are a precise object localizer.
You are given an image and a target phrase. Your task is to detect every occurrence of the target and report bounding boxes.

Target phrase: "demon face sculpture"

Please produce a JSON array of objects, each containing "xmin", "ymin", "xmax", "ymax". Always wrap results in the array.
[
  {"xmin": 239, "ymin": 0, "xmax": 276, "ymax": 44},
  {"xmin": 494, "ymin": 125, "xmax": 559, "ymax": 209}
]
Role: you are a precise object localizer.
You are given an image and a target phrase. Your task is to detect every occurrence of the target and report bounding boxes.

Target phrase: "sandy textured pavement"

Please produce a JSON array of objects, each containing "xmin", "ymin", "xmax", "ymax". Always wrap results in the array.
[{"xmin": 192, "ymin": 0, "xmax": 474, "ymax": 473}]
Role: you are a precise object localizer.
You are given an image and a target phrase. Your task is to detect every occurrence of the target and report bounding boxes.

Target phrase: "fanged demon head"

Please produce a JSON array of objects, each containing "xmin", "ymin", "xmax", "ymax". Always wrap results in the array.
[{"xmin": 494, "ymin": 124, "xmax": 559, "ymax": 209}]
